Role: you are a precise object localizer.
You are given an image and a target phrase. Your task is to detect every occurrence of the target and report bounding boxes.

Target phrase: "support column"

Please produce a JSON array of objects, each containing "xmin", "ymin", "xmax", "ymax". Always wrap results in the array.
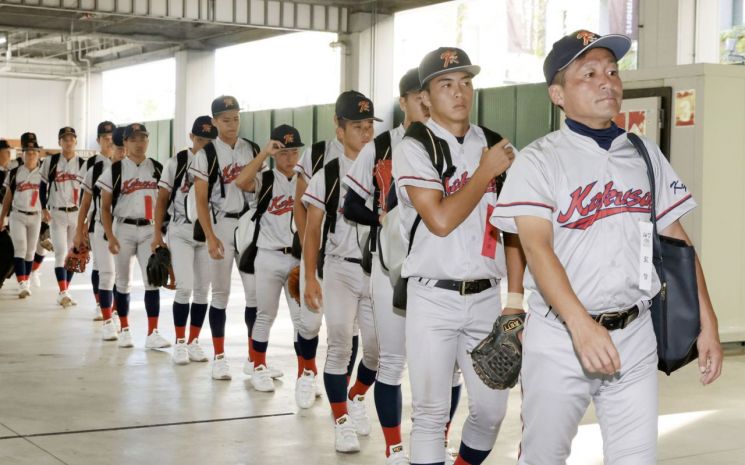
[{"xmin": 174, "ymin": 50, "xmax": 215, "ymax": 152}]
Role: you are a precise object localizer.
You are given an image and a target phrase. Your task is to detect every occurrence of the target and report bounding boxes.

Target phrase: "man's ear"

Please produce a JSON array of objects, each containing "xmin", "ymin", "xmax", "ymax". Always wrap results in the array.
[{"xmin": 548, "ymin": 84, "xmax": 564, "ymax": 108}]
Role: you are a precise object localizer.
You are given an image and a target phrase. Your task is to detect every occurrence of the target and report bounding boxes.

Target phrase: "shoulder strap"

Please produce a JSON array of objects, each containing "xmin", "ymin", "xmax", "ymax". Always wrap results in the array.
[
  {"xmin": 374, "ymin": 131, "xmax": 393, "ymax": 163},
  {"xmin": 78, "ymin": 157, "xmax": 85, "ymax": 170},
  {"xmin": 91, "ymin": 160, "xmax": 105, "ymax": 191},
  {"xmin": 8, "ymin": 167, "xmax": 19, "ymax": 193},
  {"xmin": 311, "ymin": 141, "xmax": 327, "ymax": 176},
  {"xmin": 242, "ymin": 138, "xmax": 261, "ymax": 157},
  {"xmin": 478, "ymin": 125, "xmax": 507, "ymax": 196},
  {"xmin": 404, "ymin": 122, "xmax": 455, "ymax": 182},
  {"xmin": 252, "ymin": 170, "xmax": 276, "ymax": 221},
  {"xmin": 168, "ymin": 150, "xmax": 190, "ymax": 208},
  {"xmin": 319, "ymin": 158, "xmax": 340, "ymax": 258},
  {"xmin": 150, "ymin": 158, "xmax": 163, "ymax": 181},
  {"xmin": 47, "ymin": 153, "xmax": 61, "ymax": 187},
  {"xmin": 86, "ymin": 156, "xmax": 97, "ymax": 170},
  {"xmin": 203, "ymin": 142, "xmax": 224, "ymax": 199},
  {"xmin": 111, "ymin": 160, "xmax": 122, "ymax": 210}
]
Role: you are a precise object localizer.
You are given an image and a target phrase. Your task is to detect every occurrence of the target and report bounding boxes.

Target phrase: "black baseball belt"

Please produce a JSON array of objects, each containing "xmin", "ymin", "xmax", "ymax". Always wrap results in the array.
[
  {"xmin": 120, "ymin": 218, "xmax": 153, "ymax": 226},
  {"xmin": 416, "ymin": 277, "xmax": 496, "ymax": 296},
  {"xmin": 276, "ymin": 247, "xmax": 293, "ymax": 254},
  {"xmin": 224, "ymin": 212, "xmax": 242, "ymax": 219},
  {"xmin": 16, "ymin": 209, "xmax": 39, "ymax": 216},
  {"xmin": 589, "ymin": 305, "xmax": 640, "ymax": 331},
  {"xmin": 54, "ymin": 206, "xmax": 78, "ymax": 212}
]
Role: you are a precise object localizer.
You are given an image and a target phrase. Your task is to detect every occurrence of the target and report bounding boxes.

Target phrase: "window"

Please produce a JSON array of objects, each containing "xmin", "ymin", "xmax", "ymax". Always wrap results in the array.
[
  {"xmin": 720, "ymin": 0, "xmax": 745, "ymax": 64},
  {"xmin": 102, "ymin": 58, "xmax": 175, "ymax": 123}
]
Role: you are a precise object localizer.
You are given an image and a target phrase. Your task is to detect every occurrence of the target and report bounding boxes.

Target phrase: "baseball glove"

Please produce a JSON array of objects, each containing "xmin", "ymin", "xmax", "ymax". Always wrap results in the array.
[
  {"xmin": 64, "ymin": 246, "xmax": 90, "ymax": 273},
  {"xmin": 471, "ymin": 312, "xmax": 526, "ymax": 390},
  {"xmin": 146, "ymin": 246, "xmax": 176, "ymax": 290},
  {"xmin": 287, "ymin": 265, "xmax": 301, "ymax": 305},
  {"xmin": 39, "ymin": 222, "xmax": 54, "ymax": 252},
  {"xmin": 373, "ymin": 159, "xmax": 393, "ymax": 211}
]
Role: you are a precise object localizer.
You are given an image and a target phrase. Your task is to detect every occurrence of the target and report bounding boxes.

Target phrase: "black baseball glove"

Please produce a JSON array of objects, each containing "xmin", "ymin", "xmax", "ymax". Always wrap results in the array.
[
  {"xmin": 471, "ymin": 312, "xmax": 526, "ymax": 390},
  {"xmin": 147, "ymin": 246, "xmax": 175, "ymax": 289}
]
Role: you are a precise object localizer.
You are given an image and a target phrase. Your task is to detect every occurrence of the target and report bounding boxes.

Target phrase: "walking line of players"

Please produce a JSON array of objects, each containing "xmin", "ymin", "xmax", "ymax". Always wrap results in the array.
[{"xmin": 0, "ymin": 30, "xmax": 723, "ymax": 465}]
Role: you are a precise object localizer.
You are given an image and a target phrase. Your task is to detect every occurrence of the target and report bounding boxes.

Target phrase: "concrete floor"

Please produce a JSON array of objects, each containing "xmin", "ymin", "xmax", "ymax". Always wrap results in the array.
[{"xmin": 0, "ymin": 260, "xmax": 743, "ymax": 465}]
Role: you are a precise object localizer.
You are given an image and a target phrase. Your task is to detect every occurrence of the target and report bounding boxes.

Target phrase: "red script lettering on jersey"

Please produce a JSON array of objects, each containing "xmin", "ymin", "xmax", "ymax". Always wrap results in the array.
[
  {"xmin": 15, "ymin": 181, "xmax": 39, "ymax": 192},
  {"xmin": 445, "ymin": 171, "xmax": 498, "ymax": 195},
  {"xmin": 221, "ymin": 164, "xmax": 244, "ymax": 184},
  {"xmin": 121, "ymin": 179, "xmax": 158, "ymax": 194},
  {"xmin": 54, "ymin": 172, "xmax": 78, "ymax": 183},
  {"xmin": 558, "ymin": 181, "xmax": 652, "ymax": 230},
  {"xmin": 268, "ymin": 195, "xmax": 294, "ymax": 216}
]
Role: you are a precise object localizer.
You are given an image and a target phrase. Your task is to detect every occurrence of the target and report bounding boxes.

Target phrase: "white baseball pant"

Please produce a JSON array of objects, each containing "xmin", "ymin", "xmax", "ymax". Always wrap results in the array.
[
  {"xmin": 370, "ymin": 254, "xmax": 405, "ymax": 386},
  {"xmin": 10, "ymin": 211, "xmax": 41, "ymax": 261},
  {"xmin": 92, "ymin": 223, "xmax": 116, "ymax": 290},
  {"xmin": 251, "ymin": 248, "xmax": 301, "ymax": 343},
  {"xmin": 167, "ymin": 222, "xmax": 210, "ymax": 305},
  {"xmin": 113, "ymin": 222, "xmax": 157, "ymax": 292},
  {"xmin": 50, "ymin": 209, "xmax": 77, "ymax": 266},
  {"xmin": 298, "ymin": 256, "xmax": 324, "ymax": 340}
]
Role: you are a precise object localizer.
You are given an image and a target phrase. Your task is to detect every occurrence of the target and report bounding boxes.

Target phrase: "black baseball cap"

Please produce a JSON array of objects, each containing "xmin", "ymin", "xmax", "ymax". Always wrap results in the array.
[
  {"xmin": 20, "ymin": 132, "xmax": 40, "ymax": 150},
  {"xmin": 191, "ymin": 116, "xmax": 218, "ymax": 139},
  {"xmin": 97, "ymin": 121, "xmax": 116, "ymax": 137},
  {"xmin": 211, "ymin": 95, "xmax": 241, "ymax": 116},
  {"xmin": 335, "ymin": 91, "xmax": 382, "ymax": 122},
  {"xmin": 270, "ymin": 124, "xmax": 304, "ymax": 149},
  {"xmin": 58, "ymin": 126, "xmax": 77, "ymax": 139},
  {"xmin": 399, "ymin": 68, "xmax": 422, "ymax": 96},
  {"xmin": 124, "ymin": 123, "xmax": 149, "ymax": 140},
  {"xmin": 0, "ymin": 139, "xmax": 10, "ymax": 150},
  {"xmin": 418, "ymin": 47, "xmax": 480, "ymax": 88},
  {"xmin": 543, "ymin": 30, "xmax": 631, "ymax": 85},
  {"xmin": 112, "ymin": 127, "xmax": 126, "ymax": 147}
]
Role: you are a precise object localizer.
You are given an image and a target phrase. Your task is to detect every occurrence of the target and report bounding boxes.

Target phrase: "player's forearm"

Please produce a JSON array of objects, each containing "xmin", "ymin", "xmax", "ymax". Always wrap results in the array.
[
  {"xmin": 235, "ymin": 152, "xmax": 267, "ymax": 192},
  {"xmin": 503, "ymin": 232, "xmax": 526, "ymax": 294},
  {"xmin": 1, "ymin": 192, "xmax": 11, "ymax": 221},
  {"xmin": 153, "ymin": 188, "xmax": 170, "ymax": 239},
  {"xmin": 294, "ymin": 178, "xmax": 308, "ymax": 248},
  {"xmin": 303, "ymin": 217, "xmax": 321, "ymax": 281},
  {"xmin": 101, "ymin": 202, "xmax": 115, "ymax": 238}
]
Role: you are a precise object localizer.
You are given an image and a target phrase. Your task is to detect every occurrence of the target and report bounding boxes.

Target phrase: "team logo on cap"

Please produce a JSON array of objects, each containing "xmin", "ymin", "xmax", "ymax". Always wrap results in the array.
[
  {"xmin": 223, "ymin": 97, "xmax": 237, "ymax": 108},
  {"xmin": 132, "ymin": 124, "xmax": 143, "ymax": 131},
  {"xmin": 440, "ymin": 50, "xmax": 459, "ymax": 68},
  {"xmin": 201, "ymin": 123, "xmax": 213, "ymax": 133},
  {"xmin": 576, "ymin": 30, "xmax": 599, "ymax": 46},
  {"xmin": 104, "ymin": 124, "xmax": 112, "ymax": 132},
  {"xmin": 358, "ymin": 100, "xmax": 371, "ymax": 113},
  {"xmin": 29, "ymin": 134, "xmax": 36, "ymax": 141},
  {"xmin": 283, "ymin": 133, "xmax": 294, "ymax": 145}
]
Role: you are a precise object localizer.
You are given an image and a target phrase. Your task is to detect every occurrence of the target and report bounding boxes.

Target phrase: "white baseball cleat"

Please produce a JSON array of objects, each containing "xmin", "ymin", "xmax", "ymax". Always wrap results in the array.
[
  {"xmin": 242, "ymin": 360, "xmax": 284, "ymax": 379},
  {"xmin": 57, "ymin": 291, "xmax": 72, "ymax": 308},
  {"xmin": 334, "ymin": 414, "xmax": 360, "ymax": 453},
  {"xmin": 295, "ymin": 370, "xmax": 317, "ymax": 409},
  {"xmin": 187, "ymin": 339, "xmax": 209, "ymax": 362},
  {"xmin": 117, "ymin": 328, "xmax": 134, "ymax": 348},
  {"xmin": 30, "ymin": 271, "xmax": 41, "ymax": 287},
  {"xmin": 250, "ymin": 365, "xmax": 275, "ymax": 392},
  {"xmin": 347, "ymin": 394, "xmax": 371, "ymax": 436},
  {"xmin": 18, "ymin": 281, "xmax": 31, "ymax": 299},
  {"xmin": 212, "ymin": 354, "xmax": 232, "ymax": 380},
  {"xmin": 386, "ymin": 444, "xmax": 410, "ymax": 465},
  {"xmin": 102, "ymin": 319, "xmax": 119, "ymax": 341},
  {"xmin": 145, "ymin": 329, "xmax": 171, "ymax": 349},
  {"xmin": 112, "ymin": 312, "xmax": 121, "ymax": 333},
  {"xmin": 172, "ymin": 339, "xmax": 189, "ymax": 365},
  {"xmin": 92, "ymin": 304, "xmax": 103, "ymax": 321}
]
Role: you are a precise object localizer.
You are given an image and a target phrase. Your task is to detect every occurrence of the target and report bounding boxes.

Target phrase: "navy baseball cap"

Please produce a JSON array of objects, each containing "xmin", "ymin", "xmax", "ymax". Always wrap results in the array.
[
  {"xmin": 0, "ymin": 139, "xmax": 10, "ymax": 150},
  {"xmin": 58, "ymin": 126, "xmax": 77, "ymax": 139},
  {"xmin": 20, "ymin": 132, "xmax": 40, "ymax": 150},
  {"xmin": 191, "ymin": 116, "xmax": 218, "ymax": 139},
  {"xmin": 270, "ymin": 124, "xmax": 304, "ymax": 149},
  {"xmin": 124, "ymin": 123, "xmax": 149, "ymax": 140},
  {"xmin": 335, "ymin": 91, "xmax": 382, "ymax": 122},
  {"xmin": 419, "ymin": 47, "xmax": 480, "ymax": 88},
  {"xmin": 544, "ymin": 30, "xmax": 631, "ymax": 85},
  {"xmin": 112, "ymin": 127, "xmax": 126, "ymax": 147},
  {"xmin": 399, "ymin": 68, "xmax": 422, "ymax": 96},
  {"xmin": 97, "ymin": 121, "xmax": 116, "ymax": 137},
  {"xmin": 211, "ymin": 95, "xmax": 241, "ymax": 116}
]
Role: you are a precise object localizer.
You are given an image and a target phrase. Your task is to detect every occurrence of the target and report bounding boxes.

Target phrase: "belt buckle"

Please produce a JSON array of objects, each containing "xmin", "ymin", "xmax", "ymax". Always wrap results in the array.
[
  {"xmin": 598, "ymin": 311, "xmax": 623, "ymax": 330},
  {"xmin": 459, "ymin": 281, "xmax": 467, "ymax": 296}
]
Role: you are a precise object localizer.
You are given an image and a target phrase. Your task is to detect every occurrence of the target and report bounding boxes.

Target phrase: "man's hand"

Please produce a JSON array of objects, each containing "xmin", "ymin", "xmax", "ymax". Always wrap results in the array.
[
  {"xmin": 697, "ymin": 325, "xmax": 723, "ymax": 385},
  {"xmin": 567, "ymin": 316, "xmax": 621, "ymax": 375},
  {"xmin": 263, "ymin": 139, "xmax": 284, "ymax": 157},
  {"xmin": 73, "ymin": 230, "xmax": 88, "ymax": 251},
  {"xmin": 108, "ymin": 235, "xmax": 120, "ymax": 255},
  {"xmin": 207, "ymin": 235, "xmax": 224, "ymax": 260},
  {"xmin": 304, "ymin": 276, "xmax": 323, "ymax": 312},
  {"xmin": 479, "ymin": 139, "xmax": 515, "ymax": 179},
  {"xmin": 151, "ymin": 234, "xmax": 167, "ymax": 253},
  {"xmin": 42, "ymin": 209, "xmax": 51, "ymax": 223},
  {"xmin": 0, "ymin": 216, "xmax": 6, "ymax": 230}
]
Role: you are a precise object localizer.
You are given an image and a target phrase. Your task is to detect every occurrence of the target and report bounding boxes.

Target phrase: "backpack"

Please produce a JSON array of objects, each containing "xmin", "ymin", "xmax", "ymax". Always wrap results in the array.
[
  {"xmin": 236, "ymin": 170, "xmax": 276, "ymax": 274},
  {"xmin": 87, "ymin": 160, "xmax": 106, "ymax": 233},
  {"xmin": 359, "ymin": 131, "xmax": 394, "ymax": 273},
  {"xmin": 385, "ymin": 122, "xmax": 505, "ymax": 310},
  {"xmin": 110, "ymin": 158, "xmax": 163, "ymax": 212},
  {"xmin": 47, "ymin": 153, "xmax": 85, "ymax": 189}
]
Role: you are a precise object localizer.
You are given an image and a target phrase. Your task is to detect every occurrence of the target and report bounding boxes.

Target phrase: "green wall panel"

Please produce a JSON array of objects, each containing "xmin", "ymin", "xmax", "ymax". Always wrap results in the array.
[
  {"xmin": 293, "ymin": 106, "xmax": 314, "ymax": 146},
  {"xmin": 271, "ymin": 108, "xmax": 294, "ymax": 128},
  {"xmin": 515, "ymin": 83, "xmax": 552, "ymax": 149},
  {"xmin": 314, "ymin": 104, "xmax": 336, "ymax": 143},
  {"xmin": 478, "ymin": 86, "xmax": 517, "ymax": 143},
  {"xmin": 157, "ymin": 120, "xmax": 172, "ymax": 161},
  {"xmin": 252, "ymin": 110, "xmax": 272, "ymax": 145},
  {"xmin": 239, "ymin": 111, "xmax": 255, "ymax": 141}
]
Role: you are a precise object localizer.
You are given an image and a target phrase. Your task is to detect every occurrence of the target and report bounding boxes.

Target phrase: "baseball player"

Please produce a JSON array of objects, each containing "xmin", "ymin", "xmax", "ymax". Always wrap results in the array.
[
  {"xmin": 342, "ymin": 68, "xmax": 465, "ymax": 464},
  {"xmin": 392, "ymin": 47, "xmax": 524, "ymax": 465},
  {"xmin": 0, "ymin": 139, "xmax": 19, "ymax": 196},
  {"xmin": 490, "ymin": 30, "xmax": 723, "ymax": 465},
  {"xmin": 40, "ymin": 127, "xmax": 83, "ymax": 307},
  {"xmin": 189, "ymin": 95, "xmax": 263, "ymax": 380},
  {"xmin": 303, "ymin": 90, "xmax": 382, "ymax": 453},
  {"xmin": 0, "ymin": 133, "xmax": 43, "ymax": 298},
  {"xmin": 74, "ymin": 125, "xmax": 125, "ymax": 340},
  {"xmin": 233, "ymin": 124, "xmax": 306, "ymax": 392},
  {"xmin": 74, "ymin": 121, "xmax": 116, "ymax": 321},
  {"xmin": 98, "ymin": 123, "xmax": 171, "ymax": 350},
  {"xmin": 151, "ymin": 116, "xmax": 216, "ymax": 365}
]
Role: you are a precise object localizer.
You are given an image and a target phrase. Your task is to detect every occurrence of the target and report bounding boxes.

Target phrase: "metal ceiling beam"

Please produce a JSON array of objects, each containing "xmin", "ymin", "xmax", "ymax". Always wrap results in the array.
[
  {"xmin": 0, "ymin": 1, "xmax": 349, "ymax": 34},
  {"xmin": 85, "ymin": 42, "xmax": 142, "ymax": 58}
]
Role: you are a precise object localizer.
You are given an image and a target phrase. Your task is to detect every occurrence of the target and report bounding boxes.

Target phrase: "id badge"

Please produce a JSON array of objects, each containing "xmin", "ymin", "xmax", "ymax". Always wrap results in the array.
[{"xmin": 638, "ymin": 221, "xmax": 654, "ymax": 291}]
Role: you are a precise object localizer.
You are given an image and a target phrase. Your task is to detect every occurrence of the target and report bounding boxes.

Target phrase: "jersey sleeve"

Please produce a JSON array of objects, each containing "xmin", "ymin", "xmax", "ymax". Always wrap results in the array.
[
  {"xmin": 39, "ymin": 157, "xmax": 50, "ymax": 183},
  {"xmin": 188, "ymin": 149, "xmax": 209, "ymax": 182},
  {"xmin": 76, "ymin": 160, "xmax": 89, "ymax": 183},
  {"xmin": 96, "ymin": 167, "xmax": 114, "ymax": 193},
  {"xmin": 294, "ymin": 146, "xmax": 313, "ymax": 180},
  {"xmin": 158, "ymin": 157, "xmax": 177, "ymax": 192},
  {"xmin": 648, "ymin": 141, "xmax": 697, "ymax": 231},
  {"xmin": 343, "ymin": 142, "xmax": 375, "ymax": 201},
  {"xmin": 393, "ymin": 137, "xmax": 443, "ymax": 192},
  {"xmin": 490, "ymin": 148, "xmax": 557, "ymax": 233},
  {"xmin": 302, "ymin": 170, "xmax": 326, "ymax": 211}
]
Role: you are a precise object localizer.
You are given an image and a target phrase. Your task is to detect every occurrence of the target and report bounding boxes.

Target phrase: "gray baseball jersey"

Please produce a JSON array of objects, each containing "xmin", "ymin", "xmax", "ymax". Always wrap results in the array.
[
  {"xmin": 80, "ymin": 156, "xmax": 112, "ymax": 225},
  {"xmin": 393, "ymin": 119, "xmax": 506, "ymax": 280},
  {"xmin": 294, "ymin": 138, "xmax": 344, "ymax": 181},
  {"xmin": 254, "ymin": 168, "xmax": 297, "ymax": 250},
  {"xmin": 96, "ymin": 158, "xmax": 159, "ymax": 220},
  {"xmin": 40, "ymin": 154, "xmax": 81, "ymax": 207},
  {"xmin": 158, "ymin": 150, "xmax": 195, "ymax": 224},
  {"xmin": 5, "ymin": 165, "xmax": 42, "ymax": 212}
]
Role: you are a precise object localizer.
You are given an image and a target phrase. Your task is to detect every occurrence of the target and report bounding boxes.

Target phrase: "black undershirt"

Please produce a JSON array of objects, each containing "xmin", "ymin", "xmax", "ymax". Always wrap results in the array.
[{"xmin": 565, "ymin": 117, "xmax": 625, "ymax": 151}]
